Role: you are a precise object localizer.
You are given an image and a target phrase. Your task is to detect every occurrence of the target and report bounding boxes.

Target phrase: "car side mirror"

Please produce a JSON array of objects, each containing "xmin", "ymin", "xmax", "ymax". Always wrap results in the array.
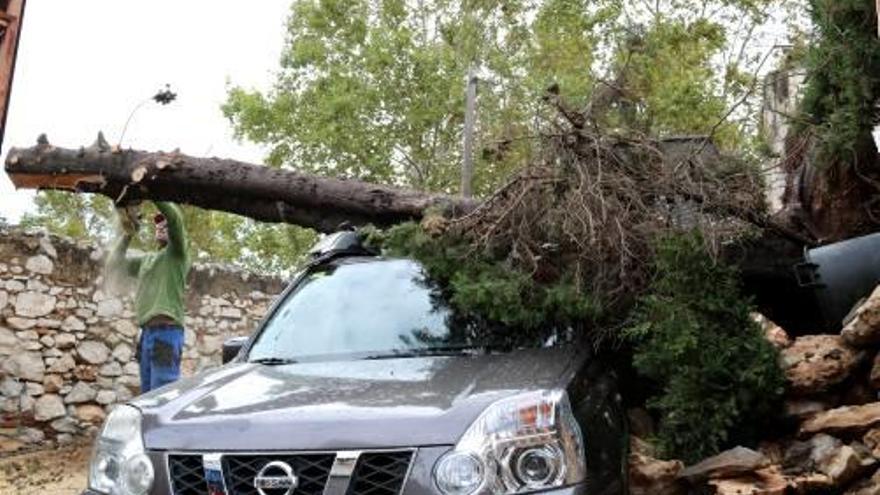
[{"xmin": 222, "ymin": 336, "xmax": 248, "ymax": 364}]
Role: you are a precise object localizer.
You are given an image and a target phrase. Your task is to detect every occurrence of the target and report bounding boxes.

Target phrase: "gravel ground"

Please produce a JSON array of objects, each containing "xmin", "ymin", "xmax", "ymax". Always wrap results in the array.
[{"xmin": 0, "ymin": 441, "xmax": 91, "ymax": 495}]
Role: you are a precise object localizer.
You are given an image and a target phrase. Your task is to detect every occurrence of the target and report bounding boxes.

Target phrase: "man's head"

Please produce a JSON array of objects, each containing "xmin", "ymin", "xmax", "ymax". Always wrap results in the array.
[{"xmin": 154, "ymin": 213, "xmax": 168, "ymax": 247}]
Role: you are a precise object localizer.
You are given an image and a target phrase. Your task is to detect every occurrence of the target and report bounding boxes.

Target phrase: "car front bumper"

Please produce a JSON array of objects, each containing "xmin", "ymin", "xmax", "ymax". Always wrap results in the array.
[
  {"xmin": 82, "ymin": 485, "xmax": 591, "ymax": 495},
  {"xmin": 81, "ymin": 447, "xmax": 595, "ymax": 495}
]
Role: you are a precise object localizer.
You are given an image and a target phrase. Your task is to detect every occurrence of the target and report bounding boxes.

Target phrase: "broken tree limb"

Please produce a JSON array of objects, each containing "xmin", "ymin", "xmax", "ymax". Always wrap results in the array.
[
  {"xmin": 4, "ymin": 134, "xmax": 827, "ymax": 334},
  {"xmin": 4, "ymin": 135, "xmax": 479, "ymax": 233}
]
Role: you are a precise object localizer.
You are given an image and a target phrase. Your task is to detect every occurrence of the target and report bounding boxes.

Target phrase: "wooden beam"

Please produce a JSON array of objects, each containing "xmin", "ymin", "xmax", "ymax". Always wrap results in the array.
[{"xmin": 0, "ymin": 0, "xmax": 25, "ymax": 154}]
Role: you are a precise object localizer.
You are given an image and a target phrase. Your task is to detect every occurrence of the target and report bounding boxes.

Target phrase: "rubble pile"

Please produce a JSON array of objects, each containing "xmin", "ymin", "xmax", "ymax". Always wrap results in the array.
[
  {"xmin": 0, "ymin": 228, "xmax": 282, "ymax": 451},
  {"xmin": 630, "ymin": 286, "xmax": 880, "ymax": 494}
]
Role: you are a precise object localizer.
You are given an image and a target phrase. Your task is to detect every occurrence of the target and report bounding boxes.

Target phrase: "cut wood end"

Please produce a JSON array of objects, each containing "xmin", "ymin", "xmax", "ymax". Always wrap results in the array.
[
  {"xmin": 156, "ymin": 159, "xmax": 170, "ymax": 170},
  {"xmin": 131, "ymin": 166, "xmax": 147, "ymax": 183},
  {"xmin": 7, "ymin": 172, "xmax": 107, "ymax": 190}
]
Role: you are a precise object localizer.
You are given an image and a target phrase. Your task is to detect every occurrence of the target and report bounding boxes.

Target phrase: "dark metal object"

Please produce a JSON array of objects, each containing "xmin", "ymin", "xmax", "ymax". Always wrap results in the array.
[
  {"xmin": 168, "ymin": 454, "xmax": 208, "ymax": 495},
  {"xmin": 307, "ymin": 231, "xmax": 368, "ymax": 259},
  {"xmin": 222, "ymin": 336, "xmax": 248, "ymax": 364},
  {"xmin": 795, "ymin": 232, "xmax": 880, "ymax": 331},
  {"xmin": 348, "ymin": 452, "xmax": 413, "ymax": 495}
]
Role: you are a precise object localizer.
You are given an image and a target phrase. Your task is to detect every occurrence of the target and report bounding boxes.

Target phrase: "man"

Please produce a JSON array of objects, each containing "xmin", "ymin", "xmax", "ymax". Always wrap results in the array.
[{"xmin": 107, "ymin": 201, "xmax": 191, "ymax": 393}]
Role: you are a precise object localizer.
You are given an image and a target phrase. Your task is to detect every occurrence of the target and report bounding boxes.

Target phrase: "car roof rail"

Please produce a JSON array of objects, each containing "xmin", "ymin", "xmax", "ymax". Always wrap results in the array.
[{"xmin": 307, "ymin": 230, "xmax": 373, "ymax": 261}]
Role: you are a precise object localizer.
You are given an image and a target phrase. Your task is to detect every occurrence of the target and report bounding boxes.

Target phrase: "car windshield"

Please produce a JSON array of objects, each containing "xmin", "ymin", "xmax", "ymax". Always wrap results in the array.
[{"xmin": 247, "ymin": 258, "xmax": 573, "ymax": 362}]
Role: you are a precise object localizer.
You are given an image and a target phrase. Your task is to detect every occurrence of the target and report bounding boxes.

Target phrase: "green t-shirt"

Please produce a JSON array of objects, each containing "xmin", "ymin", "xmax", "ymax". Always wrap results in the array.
[{"xmin": 107, "ymin": 202, "xmax": 191, "ymax": 326}]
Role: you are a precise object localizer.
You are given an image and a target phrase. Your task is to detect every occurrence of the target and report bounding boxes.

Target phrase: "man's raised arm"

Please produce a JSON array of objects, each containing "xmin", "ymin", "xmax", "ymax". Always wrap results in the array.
[{"xmin": 154, "ymin": 201, "xmax": 187, "ymax": 256}]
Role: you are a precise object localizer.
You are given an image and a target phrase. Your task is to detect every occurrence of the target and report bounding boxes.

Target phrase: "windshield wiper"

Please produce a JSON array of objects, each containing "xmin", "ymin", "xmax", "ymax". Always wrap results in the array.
[
  {"xmin": 363, "ymin": 345, "xmax": 495, "ymax": 360},
  {"xmin": 249, "ymin": 357, "xmax": 298, "ymax": 365}
]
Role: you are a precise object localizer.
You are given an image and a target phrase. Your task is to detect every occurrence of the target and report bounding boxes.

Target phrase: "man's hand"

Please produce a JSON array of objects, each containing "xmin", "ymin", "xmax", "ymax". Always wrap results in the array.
[{"xmin": 118, "ymin": 204, "xmax": 142, "ymax": 235}]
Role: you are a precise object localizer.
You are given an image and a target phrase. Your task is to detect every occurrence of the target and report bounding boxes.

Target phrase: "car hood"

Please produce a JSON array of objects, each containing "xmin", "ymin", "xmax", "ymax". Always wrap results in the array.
[{"xmin": 133, "ymin": 347, "xmax": 580, "ymax": 451}]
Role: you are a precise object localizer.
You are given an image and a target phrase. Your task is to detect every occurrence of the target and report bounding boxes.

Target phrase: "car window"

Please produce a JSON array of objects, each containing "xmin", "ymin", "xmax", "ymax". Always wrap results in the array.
[{"xmin": 247, "ymin": 258, "xmax": 573, "ymax": 362}]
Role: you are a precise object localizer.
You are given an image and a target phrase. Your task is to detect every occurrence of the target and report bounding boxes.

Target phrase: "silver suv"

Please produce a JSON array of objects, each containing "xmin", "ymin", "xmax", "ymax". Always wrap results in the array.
[{"xmin": 81, "ymin": 232, "xmax": 627, "ymax": 495}]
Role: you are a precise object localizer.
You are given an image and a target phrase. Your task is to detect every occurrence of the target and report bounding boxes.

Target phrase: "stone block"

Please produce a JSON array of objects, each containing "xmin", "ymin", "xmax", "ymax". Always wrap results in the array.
[
  {"xmin": 75, "ymin": 404, "xmax": 106, "ymax": 424},
  {"xmin": 64, "ymin": 381, "xmax": 97, "ymax": 403},
  {"xmin": 61, "ymin": 315, "xmax": 85, "ymax": 331},
  {"xmin": 782, "ymin": 335, "xmax": 864, "ymax": 395},
  {"xmin": 34, "ymin": 394, "xmax": 66, "ymax": 421},
  {"xmin": 25, "ymin": 255, "xmax": 54, "ymax": 275},
  {"xmin": 6, "ymin": 317, "xmax": 35, "ymax": 330},
  {"xmin": 77, "ymin": 340, "xmax": 110, "ymax": 364},
  {"xmin": 47, "ymin": 353, "xmax": 75, "ymax": 373},
  {"xmin": 2, "ymin": 352, "xmax": 45, "ymax": 381}
]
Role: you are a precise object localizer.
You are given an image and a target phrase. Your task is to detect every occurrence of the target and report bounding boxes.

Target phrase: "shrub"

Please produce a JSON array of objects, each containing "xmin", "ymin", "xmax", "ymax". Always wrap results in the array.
[{"xmin": 625, "ymin": 233, "xmax": 784, "ymax": 462}]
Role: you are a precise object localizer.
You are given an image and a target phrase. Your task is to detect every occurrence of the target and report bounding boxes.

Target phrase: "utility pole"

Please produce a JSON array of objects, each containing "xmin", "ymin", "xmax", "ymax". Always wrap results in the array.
[{"xmin": 461, "ymin": 65, "xmax": 477, "ymax": 197}]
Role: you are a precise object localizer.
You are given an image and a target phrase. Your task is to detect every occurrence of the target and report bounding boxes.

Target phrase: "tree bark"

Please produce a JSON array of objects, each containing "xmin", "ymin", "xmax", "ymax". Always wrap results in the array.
[
  {"xmin": 776, "ymin": 131, "xmax": 880, "ymax": 243},
  {"xmin": 4, "ymin": 136, "xmax": 478, "ymax": 233}
]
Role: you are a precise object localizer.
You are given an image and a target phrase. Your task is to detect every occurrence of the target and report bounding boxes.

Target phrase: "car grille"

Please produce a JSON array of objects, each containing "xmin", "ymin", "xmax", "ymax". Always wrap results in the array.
[
  {"xmin": 224, "ymin": 453, "xmax": 335, "ymax": 495},
  {"xmin": 347, "ymin": 452, "xmax": 413, "ymax": 495},
  {"xmin": 168, "ymin": 454, "xmax": 209, "ymax": 495},
  {"xmin": 166, "ymin": 451, "xmax": 412, "ymax": 495}
]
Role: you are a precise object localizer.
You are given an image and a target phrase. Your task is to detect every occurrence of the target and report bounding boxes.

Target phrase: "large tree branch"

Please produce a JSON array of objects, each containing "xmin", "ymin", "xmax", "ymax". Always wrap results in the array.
[
  {"xmin": 4, "ymin": 135, "xmax": 479, "ymax": 233},
  {"xmin": 5, "ymin": 135, "xmax": 829, "ymax": 334}
]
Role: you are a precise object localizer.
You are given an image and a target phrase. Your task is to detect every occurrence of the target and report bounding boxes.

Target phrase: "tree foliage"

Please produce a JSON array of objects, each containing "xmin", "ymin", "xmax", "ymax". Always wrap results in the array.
[
  {"xmin": 21, "ymin": 191, "xmax": 115, "ymax": 240},
  {"xmin": 366, "ymin": 221, "xmax": 782, "ymax": 463},
  {"xmin": 21, "ymin": 191, "xmax": 315, "ymax": 275},
  {"xmin": 799, "ymin": 0, "xmax": 880, "ymax": 162},
  {"xmin": 624, "ymin": 233, "xmax": 784, "ymax": 462},
  {"xmin": 224, "ymin": 0, "xmax": 784, "ymax": 194},
  {"xmin": 366, "ymin": 222, "xmax": 602, "ymax": 335}
]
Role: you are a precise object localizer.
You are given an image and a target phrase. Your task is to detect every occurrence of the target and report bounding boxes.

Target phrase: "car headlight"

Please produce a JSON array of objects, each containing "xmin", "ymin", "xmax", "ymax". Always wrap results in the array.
[
  {"xmin": 434, "ymin": 390, "xmax": 585, "ymax": 495},
  {"xmin": 88, "ymin": 405, "xmax": 154, "ymax": 495}
]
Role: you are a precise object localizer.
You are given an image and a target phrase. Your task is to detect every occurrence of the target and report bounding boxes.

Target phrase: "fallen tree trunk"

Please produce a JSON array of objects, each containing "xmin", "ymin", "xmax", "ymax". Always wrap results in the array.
[
  {"xmin": 4, "ymin": 134, "xmax": 824, "ymax": 334},
  {"xmin": 4, "ymin": 134, "xmax": 478, "ymax": 233}
]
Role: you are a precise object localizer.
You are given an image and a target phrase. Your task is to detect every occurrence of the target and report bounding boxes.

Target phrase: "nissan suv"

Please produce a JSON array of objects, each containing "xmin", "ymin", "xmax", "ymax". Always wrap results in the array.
[{"xmin": 82, "ymin": 231, "xmax": 628, "ymax": 495}]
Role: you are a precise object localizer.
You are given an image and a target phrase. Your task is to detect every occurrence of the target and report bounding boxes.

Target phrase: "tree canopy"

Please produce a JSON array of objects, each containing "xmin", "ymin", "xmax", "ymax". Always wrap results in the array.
[
  {"xmin": 225, "ymin": 0, "xmax": 789, "ymax": 191},
  {"xmin": 800, "ymin": 0, "xmax": 880, "ymax": 161},
  {"xmin": 23, "ymin": 0, "xmax": 798, "ymax": 273}
]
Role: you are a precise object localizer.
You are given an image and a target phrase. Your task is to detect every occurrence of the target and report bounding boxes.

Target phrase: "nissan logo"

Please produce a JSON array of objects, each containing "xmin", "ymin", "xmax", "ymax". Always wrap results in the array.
[{"xmin": 254, "ymin": 460, "xmax": 299, "ymax": 495}]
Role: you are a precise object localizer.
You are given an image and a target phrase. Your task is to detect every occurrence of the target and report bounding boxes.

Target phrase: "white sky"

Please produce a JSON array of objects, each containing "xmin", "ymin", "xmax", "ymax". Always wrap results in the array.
[{"xmin": 0, "ymin": 0, "xmax": 291, "ymax": 223}]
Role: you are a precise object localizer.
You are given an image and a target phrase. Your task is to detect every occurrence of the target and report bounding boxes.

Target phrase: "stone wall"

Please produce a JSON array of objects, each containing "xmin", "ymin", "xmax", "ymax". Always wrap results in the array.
[
  {"xmin": 0, "ymin": 228, "xmax": 284, "ymax": 450},
  {"xmin": 630, "ymin": 295, "xmax": 880, "ymax": 495}
]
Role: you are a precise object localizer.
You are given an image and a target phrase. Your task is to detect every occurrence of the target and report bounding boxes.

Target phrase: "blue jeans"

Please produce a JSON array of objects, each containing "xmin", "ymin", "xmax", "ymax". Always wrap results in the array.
[{"xmin": 138, "ymin": 325, "xmax": 184, "ymax": 393}]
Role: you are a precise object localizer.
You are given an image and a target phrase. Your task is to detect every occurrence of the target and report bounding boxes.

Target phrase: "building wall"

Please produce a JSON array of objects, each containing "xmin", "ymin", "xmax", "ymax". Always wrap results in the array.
[
  {"xmin": 761, "ymin": 67, "xmax": 805, "ymax": 213},
  {"xmin": 0, "ymin": 228, "xmax": 284, "ymax": 449}
]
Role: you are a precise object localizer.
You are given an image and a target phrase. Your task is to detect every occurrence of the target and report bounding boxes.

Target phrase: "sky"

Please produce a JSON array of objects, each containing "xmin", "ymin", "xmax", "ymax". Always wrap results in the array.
[{"xmin": 0, "ymin": 0, "xmax": 291, "ymax": 222}]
